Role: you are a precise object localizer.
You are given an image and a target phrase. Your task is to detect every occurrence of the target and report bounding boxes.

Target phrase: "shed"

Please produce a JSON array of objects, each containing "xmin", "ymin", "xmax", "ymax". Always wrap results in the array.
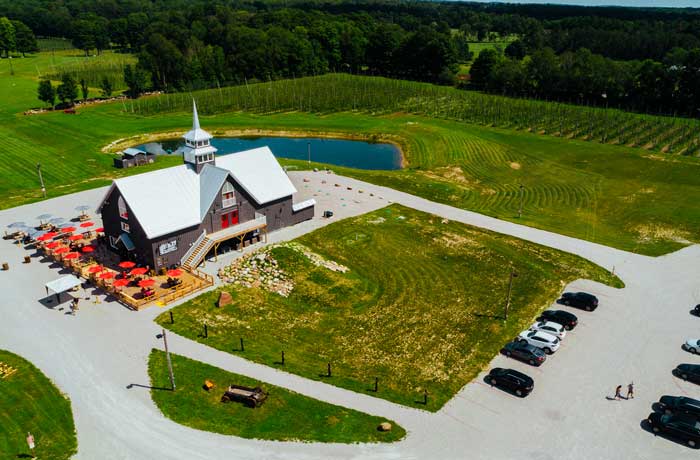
[{"xmin": 45, "ymin": 274, "xmax": 82, "ymax": 303}]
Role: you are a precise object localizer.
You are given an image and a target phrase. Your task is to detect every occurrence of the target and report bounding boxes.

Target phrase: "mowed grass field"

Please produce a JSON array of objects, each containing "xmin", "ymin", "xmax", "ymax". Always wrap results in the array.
[
  {"xmin": 2, "ymin": 51, "xmax": 700, "ymax": 255},
  {"xmin": 149, "ymin": 350, "xmax": 405, "ymax": 442},
  {"xmin": 0, "ymin": 350, "xmax": 77, "ymax": 460},
  {"xmin": 157, "ymin": 205, "xmax": 620, "ymax": 410}
]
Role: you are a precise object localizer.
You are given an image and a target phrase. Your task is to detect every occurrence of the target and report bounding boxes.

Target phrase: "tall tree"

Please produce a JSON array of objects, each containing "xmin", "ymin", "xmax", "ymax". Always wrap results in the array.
[
  {"xmin": 123, "ymin": 64, "xmax": 148, "ymax": 98},
  {"xmin": 99, "ymin": 77, "xmax": 113, "ymax": 97},
  {"xmin": 37, "ymin": 79, "xmax": 55, "ymax": 108},
  {"xmin": 80, "ymin": 78, "xmax": 89, "ymax": 101},
  {"xmin": 0, "ymin": 17, "xmax": 16, "ymax": 57},
  {"xmin": 470, "ymin": 48, "xmax": 501, "ymax": 90},
  {"xmin": 56, "ymin": 74, "xmax": 78, "ymax": 104},
  {"xmin": 11, "ymin": 20, "xmax": 37, "ymax": 57}
]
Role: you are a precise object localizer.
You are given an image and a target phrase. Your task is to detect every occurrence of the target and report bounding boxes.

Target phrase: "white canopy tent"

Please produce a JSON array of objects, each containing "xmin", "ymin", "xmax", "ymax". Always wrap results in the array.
[{"xmin": 45, "ymin": 275, "xmax": 82, "ymax": 304}]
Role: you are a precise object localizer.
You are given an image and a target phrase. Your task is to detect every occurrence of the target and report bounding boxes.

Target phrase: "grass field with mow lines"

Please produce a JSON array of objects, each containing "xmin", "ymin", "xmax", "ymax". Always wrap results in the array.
[{"xmin": 158, "ymin": 205, "xmax": 621, "ymax": 410}]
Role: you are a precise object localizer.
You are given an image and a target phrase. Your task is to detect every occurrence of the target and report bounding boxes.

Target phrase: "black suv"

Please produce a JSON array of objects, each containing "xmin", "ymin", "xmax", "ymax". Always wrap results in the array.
[
  {"xmin": 560, "ymin": 292, "xmax": 599, "ymax": 311},
  {"xmin": 537, "ymin": 310, "xmax": 578, "ymax": 330},
  {"xmin": 487, "ymin": 368, "xmax": 534, "ymax": 397},
  {"xmin": 501, "ymin": 341, "xmax": 546, "ymax": 366},
  {"xmin": 647, "ymin": 412, "xmax": 700, "ymax": 448},
  {"xmin": 659, "ymin": 396, "xmax": 700, "ymax": 418},
  {"xmin": 674, "ymin": 364, "xmax": 700, "ymax": 384}
]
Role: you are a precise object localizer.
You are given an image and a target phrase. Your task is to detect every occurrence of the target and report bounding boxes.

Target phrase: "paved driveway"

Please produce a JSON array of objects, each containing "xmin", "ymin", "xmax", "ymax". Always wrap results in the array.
[{"xmin": 1, "ymin": 173, "xmax": 699, "ymax": 460}]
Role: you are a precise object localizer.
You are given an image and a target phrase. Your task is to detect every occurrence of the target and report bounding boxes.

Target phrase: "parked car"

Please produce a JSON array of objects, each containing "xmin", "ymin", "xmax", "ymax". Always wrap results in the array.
[
  {"xmin": 500, "ymin": 341, "xmax": 547, "ymax": 366},
  {"xmin": 560, "ymin": 292, "xmax": 599, "ymax": 311},
  {"xmin": 537, "ymin": 309, "xmax": 578, "ymax": 330},
  {"xmin": 674, "ymin": 364, "xmax": 700, "ymax": 384},
  {"xmin": 659, "ymin": 396, "xmax": 700, "ymax": 418},
  {"xmin": 693, "ymin": 304, "xmax": 700, "ymax": 316},
  {"xmin": 529, "ymin": 321, "xmax": 567, "ymax": 340},
  {"xmin": 518, "ymin": 330, "xmax": 560, "ymax": 354},
  {"xmin": 487, "ymin": 368, "xmax": 534, "ymax": 397},
  {"xmin": 647, "ymin": 412, "xmax": 700, "ymax": 447},
  {"xmin": 684, "ymin": 339, "xmax": 700, "ymax": 354}
]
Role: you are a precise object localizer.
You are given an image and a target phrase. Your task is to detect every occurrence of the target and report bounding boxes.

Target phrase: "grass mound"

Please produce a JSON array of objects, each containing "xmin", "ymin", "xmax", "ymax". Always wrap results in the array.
[
  {"xmin": 157, "ymin": 205, "xmax": 620, "ymax": 410},
  {"xmin": 148, "ymin": 350, "xmax": 405, "ymax": 443},
  {"xmin": 0, "ymin": 350, "xmax": 77, "ymax": 460}
]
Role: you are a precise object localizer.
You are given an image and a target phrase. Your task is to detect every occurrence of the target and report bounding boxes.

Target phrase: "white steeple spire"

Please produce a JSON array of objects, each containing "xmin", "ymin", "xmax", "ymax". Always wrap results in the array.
[
  {"xmin": 182, "ymin": 99, "xmax": 217, "ymax": 172},
  {"xmin": 192, "ymin": 99, "xmax": 201, "ymax": 130}
]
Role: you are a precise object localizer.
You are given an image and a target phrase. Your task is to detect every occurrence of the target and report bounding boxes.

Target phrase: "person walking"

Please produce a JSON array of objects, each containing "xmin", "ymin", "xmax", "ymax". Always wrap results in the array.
[
  {"xmin": 627, "ymin": 382, "xmax": 634, "ymax": 399},
  {"xmin": 615, "ymin": 385, "xmax": 622, "ymax": 400}
]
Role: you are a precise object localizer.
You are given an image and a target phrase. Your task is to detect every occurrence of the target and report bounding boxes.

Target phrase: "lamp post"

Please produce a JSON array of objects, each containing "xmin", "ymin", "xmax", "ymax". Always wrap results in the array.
[
  {"xmin": 157, "ymin": 329, "xmax": 176, "ymax": 390},
  {"xmin": 8, "ymin": 55, "xmax": 13, "ymax": 76},
  {"xmin": 36, "ymin": 163, "xmax": 46, "ymax": 198},
  {"xmin": 518, "ymin": 184, "xmax": 524, "ymax": 218},
  {"xmin": 504, "ymin": 268, "xmax": 518, "ymax": 321},
  {"xmin": 307, "ymin": 141, "xmax": 311, "ymax": 166}
]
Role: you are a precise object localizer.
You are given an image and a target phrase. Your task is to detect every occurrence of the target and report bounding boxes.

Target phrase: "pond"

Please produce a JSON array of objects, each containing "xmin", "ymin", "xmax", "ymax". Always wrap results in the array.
[{"xmin": 136, "ymin": 136, "xmax": 402, "ymax": 170}]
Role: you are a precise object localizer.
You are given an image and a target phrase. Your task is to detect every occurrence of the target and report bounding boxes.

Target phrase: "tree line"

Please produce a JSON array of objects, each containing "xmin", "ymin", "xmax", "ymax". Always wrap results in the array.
[{"xmin": 0, "ymin": 16, "xmax": 37, "ymax": 57}]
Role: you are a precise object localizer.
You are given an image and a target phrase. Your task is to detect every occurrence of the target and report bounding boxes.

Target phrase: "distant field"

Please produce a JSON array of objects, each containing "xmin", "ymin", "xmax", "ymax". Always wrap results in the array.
[
  {"xmin": 2, "ymin": 53, "xmax": 699, "ymax": 255},
  {"xmin": 0, "ymin": 350, "xmax": 77, "ymax": 460},
  {"xmin": 157, "ymin": 205, "xmax": 621, "ymax": 410},
  {"xmin": 149, "ymin": 350, "xmax": 405, "ymax": 442}
]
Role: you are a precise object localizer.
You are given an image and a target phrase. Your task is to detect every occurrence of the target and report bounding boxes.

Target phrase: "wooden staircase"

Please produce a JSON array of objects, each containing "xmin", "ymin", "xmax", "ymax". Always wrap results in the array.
[{"xmin": 181, "ymin": 233, "xmax": 214, "ymax": 270}]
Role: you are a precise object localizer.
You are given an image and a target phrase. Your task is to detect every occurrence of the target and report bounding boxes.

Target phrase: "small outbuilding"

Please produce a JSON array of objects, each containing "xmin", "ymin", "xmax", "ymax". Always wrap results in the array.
[{"xmin": 113, "ymin": 147, "xmax": 156, "ymax": 169}]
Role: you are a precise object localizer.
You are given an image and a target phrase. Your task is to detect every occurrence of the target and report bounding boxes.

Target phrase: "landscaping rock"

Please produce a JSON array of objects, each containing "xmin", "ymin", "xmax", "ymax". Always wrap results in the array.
[
  {"xmin": 218, "ymin": 291, "xmax": 233, "ymax": 308},
  {"xmin": 378, "ymin": 422, "xmax": 392, "ymax": 432}
]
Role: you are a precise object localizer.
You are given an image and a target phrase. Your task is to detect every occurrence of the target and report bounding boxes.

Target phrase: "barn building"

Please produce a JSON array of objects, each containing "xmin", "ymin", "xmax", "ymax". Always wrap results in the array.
[{"xmin": 97, "ymin": 102, "xmax": 315, "ymax": 271}]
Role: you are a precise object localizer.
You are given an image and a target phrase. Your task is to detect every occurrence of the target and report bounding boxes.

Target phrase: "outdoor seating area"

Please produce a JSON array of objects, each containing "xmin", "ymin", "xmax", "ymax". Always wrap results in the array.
[{"xmin": 5, "ymin": 207, "xmax": 213, "ymax": 311}]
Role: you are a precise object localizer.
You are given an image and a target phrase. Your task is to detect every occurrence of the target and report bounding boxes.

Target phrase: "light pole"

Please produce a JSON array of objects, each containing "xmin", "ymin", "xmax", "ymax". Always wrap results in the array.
[
  {"xmin": 518, "ymin": 184, "xmax": 524, "ymax": 218},
  {"xmin": 504, "ymin": 268, "xmax": 518, "ymax": 321},
  {"xmin": 307, "ymin": 141, "xmax": 311, "ymax": 166},
  {"xmin": 8, "ymin": 56, "xmax": 13, "ymax": 76},
  {"xmin": 157, "ymin": 329, "xmax": 176, "ymax": 390},
  {"xmin": 36, "ymin": 163, "xmax": 46, "ymax": 198}
]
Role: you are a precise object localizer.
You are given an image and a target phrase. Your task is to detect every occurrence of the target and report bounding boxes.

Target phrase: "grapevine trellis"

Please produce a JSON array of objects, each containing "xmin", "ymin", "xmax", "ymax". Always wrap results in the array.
[{"xmin": 130, "ymin": 74, "xmax": 700, "ymax": 156}]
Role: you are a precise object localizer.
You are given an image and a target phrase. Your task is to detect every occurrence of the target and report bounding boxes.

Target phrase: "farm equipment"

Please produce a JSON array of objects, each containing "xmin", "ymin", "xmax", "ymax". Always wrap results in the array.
[{"xmin": 220, "ymin": 384, "xmax": 268, "ymax": 407}]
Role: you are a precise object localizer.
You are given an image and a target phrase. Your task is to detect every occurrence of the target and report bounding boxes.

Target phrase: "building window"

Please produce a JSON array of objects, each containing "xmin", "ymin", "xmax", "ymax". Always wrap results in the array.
[
  {"xmin": 159, "ymin": 240, "xmax": 177, "ymax": 255},
  {"xmin": 221, "ymin": 182, "xmax": 236, "ymax": 208},
  {"xmin": 109, "ymin": 235, "xmax": 118, "ymax": 248},
  {"xmin": 121, "ymin": 221, "xmax": 130, "ymax": 233},
  {"xmin": 118, "ymin": 196, "xmax": 128, "ymax": 219}
]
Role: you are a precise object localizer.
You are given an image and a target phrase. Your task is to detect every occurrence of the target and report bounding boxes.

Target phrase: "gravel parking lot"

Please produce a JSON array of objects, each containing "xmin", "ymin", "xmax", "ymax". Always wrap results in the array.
[{"xmin": 1, "ymin": 172, "xmax": 699, "ymax": 460}]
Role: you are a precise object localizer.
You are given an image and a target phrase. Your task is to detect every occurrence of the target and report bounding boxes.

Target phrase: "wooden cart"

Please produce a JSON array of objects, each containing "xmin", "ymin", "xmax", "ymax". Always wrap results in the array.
[{"xmin": 220, "ymin": 384, "xmax": 268, "ymax": 407}]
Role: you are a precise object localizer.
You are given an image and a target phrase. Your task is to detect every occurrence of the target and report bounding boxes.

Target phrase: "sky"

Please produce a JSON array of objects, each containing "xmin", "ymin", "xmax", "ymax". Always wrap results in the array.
[{"xmin": 465, "ymin": 0, "xmax": 700, "ymax": 8}]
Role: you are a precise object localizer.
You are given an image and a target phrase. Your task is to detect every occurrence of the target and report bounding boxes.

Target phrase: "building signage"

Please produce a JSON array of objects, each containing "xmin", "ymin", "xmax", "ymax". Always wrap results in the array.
[{"xmin": 159, "ymin": 240, "xmax": 177, "ymax": 255}]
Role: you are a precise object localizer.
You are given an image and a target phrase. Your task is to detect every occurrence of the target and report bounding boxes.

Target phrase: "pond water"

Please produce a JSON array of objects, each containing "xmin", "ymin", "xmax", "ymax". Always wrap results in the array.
[{"xmin": 136, "ymin": 136, "xmax": 402, "ymax": 170}]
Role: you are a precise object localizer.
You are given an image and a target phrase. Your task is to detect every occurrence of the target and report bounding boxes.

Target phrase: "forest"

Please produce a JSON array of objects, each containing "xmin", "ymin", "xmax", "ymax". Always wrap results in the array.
[{"xmin": 1, "ymin": 0, "xmax": 700, "ymax": 117}]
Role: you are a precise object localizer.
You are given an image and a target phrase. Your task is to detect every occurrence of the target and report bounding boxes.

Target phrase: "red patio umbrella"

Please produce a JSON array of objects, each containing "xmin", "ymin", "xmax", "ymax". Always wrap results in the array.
[
  {"xmin": 118, "ymin": 261, "xmax": 136, "ymax": 269},
  {"xmin": 99, "ymin": 272, "xmax": 115, "ymax": 279},
  {"xmin": 54, "ymin": 247, "xmax": 70, "ymax": 254},
  {"xmin": 79, "ymin": 222, "xmax": 94, "ymax": 228},
  {"xmin": 43, "ymin": 231, "xmax": 58, "ymax": 238},
  {"xmin": 69, "ymin": 234, "xmax": 83, "ymax": 241},
  {"xmin": 138, "ymin": 279, "xmax": 155, "ymax": 288},
  {"xmin": 130, "ymin": 267, "xmax": 148, "ymax": 276},
  {"xmin": 46, "ymin": 242, "xmax": 61, "ymax": 249},
  {"xmin": 87, "ymin": 265, "xmax": 103, "ymax": 274},
  {"xmin": 61, "ymin": 227, "xmax": 77, "ymax": 233},
  {"xmin": 113, "ymin": 278, "xmax": 130, "ymax": 287},
  {"xmin": 94, "ymin": 227, "xmax": 104, "ymax": 233},
  {"xmin": 167, "ymin": 269, "xmax": 183, "ymax": 277},
  {"xmin": 81, "ymin": 246, "xmax": 95, "ymax": 253},
  {"xmin": 37, "ymin": 234, "xmax": 53, "ymax": 241},
  {"xmin": 63, "ymin": 252, "xmax": 80, "ymax": 259}
]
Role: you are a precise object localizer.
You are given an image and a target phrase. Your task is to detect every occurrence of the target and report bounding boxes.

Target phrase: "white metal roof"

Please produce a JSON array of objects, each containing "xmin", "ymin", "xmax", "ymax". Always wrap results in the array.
[
  {"xmin": 216, "ymin": 147, "xmax": 297, "ymax": 205},
  {"xmin": 292, "ymin": 199, "xmax": 316, "ymax": 212},
  {"xmin": 98, "ymin": 147, "xmax": 298, "ymax": 240},
  {"xmin": 45, "ymin": 275, "xmax": 82, "ymax": 295},
  {"xmin": 122, "ymin": 147, "xmax": 147, "ymax": 157}
]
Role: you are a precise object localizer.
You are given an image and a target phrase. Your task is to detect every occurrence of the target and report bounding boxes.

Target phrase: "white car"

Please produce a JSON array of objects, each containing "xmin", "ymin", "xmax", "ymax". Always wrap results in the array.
[
  {"xmin": 529, "ymin": 321, "xmax": 567, "ymax": 340},
  {"xmin": 683, "ymin": 339, "xmax": 700, "ymax": 354},
  {"xmin": 518, "ymin": 330, "xmax": 560, "ymax": 354}
]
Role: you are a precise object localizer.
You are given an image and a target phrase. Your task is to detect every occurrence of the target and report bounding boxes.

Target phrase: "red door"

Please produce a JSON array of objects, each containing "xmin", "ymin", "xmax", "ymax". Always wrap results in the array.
[
  {"xmin": 221, "ymin": 211, "xmax": 239, "ymax": 229},
  {"xmin": 231, "ymin": 210, "xmax": 239, "ymax": 225},
  {"xmin": 221, "ymin": 213, "xmax": 230, "ymax": 229}
]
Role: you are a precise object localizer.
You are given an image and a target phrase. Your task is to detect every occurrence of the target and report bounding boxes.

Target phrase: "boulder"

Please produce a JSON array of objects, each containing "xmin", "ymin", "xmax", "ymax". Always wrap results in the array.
[
  {"xmin": 378, "ymin": 422, "xmax": 392, "ymax": 432},
  {"xmin": 217, "ymin": 291, "xmax": 233, "ymax": 308}
]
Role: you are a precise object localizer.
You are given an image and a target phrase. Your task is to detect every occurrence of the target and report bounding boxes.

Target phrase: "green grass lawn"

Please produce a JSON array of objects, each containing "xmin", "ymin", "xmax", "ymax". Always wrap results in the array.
[
  {"xmin": 148, "ymin": 350, "xmax": 405, "ymax": 442},
  {"xmin": 0, "ymin": 350, "xmax": 77, "ymax": 460},
  {"xmin": 2, "ymin": 51, "xmax": 700, "ymax": 255},
  {"xmin": 157, "ymin": 205, "xmax": 620, "ymax": 410}
]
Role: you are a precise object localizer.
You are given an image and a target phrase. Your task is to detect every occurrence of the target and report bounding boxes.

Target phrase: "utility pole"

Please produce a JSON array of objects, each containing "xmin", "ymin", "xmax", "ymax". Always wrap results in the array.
[
  {"xmin": 504, "ymin": 268, "xmax": 519, "ymax": 321},
  {"xmin": 36, "ymin": 163, "xmax": 46, "ymax": 198},
  {"xmin": 518, "ymin": 184, "xmax": 524, "ymax": 218},
  {"xmin": 307, "ymin": 141, "xmax": 311, "ymax": 166},
  {"xmin": 8, "ymin": 56, "xmax": 13, "ymax": 76},
  {"xmin": 159, "ymin": 329, "xmax": 176, "ymax": 390}
]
